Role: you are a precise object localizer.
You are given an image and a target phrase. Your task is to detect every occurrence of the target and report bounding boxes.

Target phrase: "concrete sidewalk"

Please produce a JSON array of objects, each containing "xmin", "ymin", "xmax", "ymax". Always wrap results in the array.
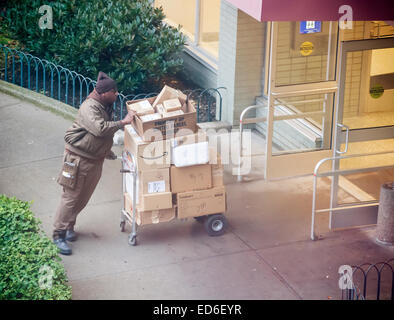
[{"xmin": 1, "ymin": 89, "xmax": 393, "ymax": 300}]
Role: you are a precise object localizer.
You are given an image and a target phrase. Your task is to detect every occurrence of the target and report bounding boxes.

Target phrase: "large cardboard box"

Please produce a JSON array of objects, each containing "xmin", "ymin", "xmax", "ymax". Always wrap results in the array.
[
  {"xmin": 140, "ymin": 192, "xmax": 172, "ymax": 211},
  {"xmin": 139, "ymin": 168, "xmax": 170, "ymax": 194},
  {"xmin": 170, "ymin": 164, "xmax": 212, "ymax": 193},
  {"xmin": 126, "ymin": 86, "xmax": 197, "ymax": 142},
  {"xmin": 177, "ymin": 187, "xmax": 226, "ymax": 219},
  {"xmin": 124, "ymin": 193, "xmax": 175, "ymax": 225},
  {"xmin": 209, "ymin": 147, "xmax": 224, "ymax": 187},
  {"xmin": 124, "ymin": 125, "xmax": 170, "ymax": 171},
  {"xmin": 123, "ymin": 167, "xmax": 171, "ymax": 210}
]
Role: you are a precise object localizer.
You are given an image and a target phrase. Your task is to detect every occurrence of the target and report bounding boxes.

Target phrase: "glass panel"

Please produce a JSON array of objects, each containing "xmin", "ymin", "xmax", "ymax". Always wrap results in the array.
[
  {"xmin": 199, "ymin": 0, "xmax": 220, "ymax": 59},
  {"xmin": 342, "ymin": 21, "xmax": 394, "ymax": 41},
  {"xmin": 337, "ymin": 141, "xmax": 394, "ymax": 205},
  {"xmin": 275, "ymin": 21, "xmax": 338, "ymax": 86},
  {"xmin": 369, "ymin": 21, "xmax": 394, "ymax": 39},
  {"xmin": 339, "ymin": 140, "xmax": 394, "ymax": 170},
  {"xmin": 337, "ymin": 167, "xmax": 394, "ymax": 205},
  {"xmin": 343, "ymin": 49, "xmax": 394, "ymax": 130},
  {"xmin": 155, "ymin": 0, "xmax": 196, "ymax": 41},
  {"xmin": 268, "ymin": 93, "xmax": 334, "ymax": 155}
]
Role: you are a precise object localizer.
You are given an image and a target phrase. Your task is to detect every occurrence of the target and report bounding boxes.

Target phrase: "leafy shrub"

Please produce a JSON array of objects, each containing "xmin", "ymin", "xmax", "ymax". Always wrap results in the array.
[
  {"xmin": 0, "ymin": 195, "xmax": 72, "ymax": 300},
  {"xmin": 2, "ymin": 0, "xmax": 186, "ymax": 93}
]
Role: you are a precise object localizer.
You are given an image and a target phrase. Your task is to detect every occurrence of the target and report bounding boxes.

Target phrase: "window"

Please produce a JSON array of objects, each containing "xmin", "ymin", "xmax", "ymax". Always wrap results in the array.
[
  {"xmin": 269, "ymin": 21, "xmax": 338, "ymax": 87},
  {"xmin": 155, "ymin": 0, "xmax": 220, "ymax": 61}
]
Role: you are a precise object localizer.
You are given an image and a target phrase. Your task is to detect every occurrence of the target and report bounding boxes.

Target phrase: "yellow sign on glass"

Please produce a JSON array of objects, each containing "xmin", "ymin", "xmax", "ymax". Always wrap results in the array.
[
  {"xmin": 370, "ymin": 84, "xmax": 384, "ymax": 99},
  {"xmin": 300, "ymin": 41, "xmax": 314, "ymax": 56}
]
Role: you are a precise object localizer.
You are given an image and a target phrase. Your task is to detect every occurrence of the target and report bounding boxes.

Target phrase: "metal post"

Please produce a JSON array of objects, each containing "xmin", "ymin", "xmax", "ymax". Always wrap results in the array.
[
  {"xmin": 238, "ymin": 120, "xmax": 243, "ymax": 182},
  {"xmin": 194, "ymin": 0, "xmax": 200, "ymax": 46},
  {"xmin": 311, "ymin": 173, "xmax": 318, "ymax": 240},
  {"xmin": 132, "ymin": 170, "xmax": 137, "ymax": 235}
]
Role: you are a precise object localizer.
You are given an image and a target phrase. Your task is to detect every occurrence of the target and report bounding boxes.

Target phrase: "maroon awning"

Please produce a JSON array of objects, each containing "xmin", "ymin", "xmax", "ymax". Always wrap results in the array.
[{"xmin": 226, "ymin": 0, "xmax": 394, "ymax": 21}]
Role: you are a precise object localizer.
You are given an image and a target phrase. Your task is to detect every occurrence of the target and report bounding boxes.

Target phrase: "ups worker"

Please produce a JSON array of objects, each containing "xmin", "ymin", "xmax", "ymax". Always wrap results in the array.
[{"xmin": 53, "ymin": 71, "xmax": 135, "ymax": 255}]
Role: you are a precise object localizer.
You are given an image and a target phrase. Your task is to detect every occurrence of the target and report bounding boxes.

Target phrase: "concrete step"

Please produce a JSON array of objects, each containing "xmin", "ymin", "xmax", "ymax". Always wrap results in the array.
[{"xmin": 197, "ymin": 121, "xmax": 232, "ymax": 132}]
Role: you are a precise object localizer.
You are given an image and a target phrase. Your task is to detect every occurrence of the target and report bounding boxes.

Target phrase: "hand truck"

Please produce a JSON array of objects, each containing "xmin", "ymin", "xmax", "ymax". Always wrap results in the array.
[{"xmin": 118, "ymin": 150, "xmax": 228, "ymax": 246}]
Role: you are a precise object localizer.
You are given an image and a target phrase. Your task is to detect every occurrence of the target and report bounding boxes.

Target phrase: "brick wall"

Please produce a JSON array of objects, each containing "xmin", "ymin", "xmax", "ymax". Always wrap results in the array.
[
  {"xmin": 179, "ymin": 50, "xmax": 218, "ymax": 90},
  {"xmin": 217, "ymin": 0, "xmax": 265, "ymax": 125}
]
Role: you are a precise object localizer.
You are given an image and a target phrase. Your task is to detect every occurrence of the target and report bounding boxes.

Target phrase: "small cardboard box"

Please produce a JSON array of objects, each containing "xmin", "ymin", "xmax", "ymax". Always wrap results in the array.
[
  {"xmin": 209, "ymin": 147, "xmax": 223, "ymax": 187},
  {"xmin": 127, "ymin": 86, "xmax": 197, "ymax": 142},
  {"xmin": 177, "ymin": 187, "xmax": 226, "ymax": 219},
  {"xmin": 152, "ymin": 85, "xmax": 186, "ymax": 108},
  {"xmin": 170, "ymin": 164, "xmax": 212, "ymax": 193},
  {"xmin": 124, "ymin": 125, "xmax": 170, "ymax": 171},
  {"xmin": 163, "ymin": 98, "xmax": 182, "ymax": 112},
  {"xmin": 140, "ymin": 192, "xmax": 172, "ymax": 211},
  {"xmin": 156, "ymin": 104, "xmax": 165, "ymax": 115},
  {"xmin": 127, "ymin": 100, "xmax": 154, "ymax": 116},
  {"xmin": 139, "ymin": 168, "xmax": 170, "ymax": 194},
  {"xmin": 124, "ymin": 193, "xmax": 175, "ymax": 225}
]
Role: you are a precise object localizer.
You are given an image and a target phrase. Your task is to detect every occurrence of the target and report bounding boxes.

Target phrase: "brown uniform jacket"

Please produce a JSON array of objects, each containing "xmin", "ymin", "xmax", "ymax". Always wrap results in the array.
[{"xmin": 64, "ymin": 98, "xmax": 123, "ymax": 160}]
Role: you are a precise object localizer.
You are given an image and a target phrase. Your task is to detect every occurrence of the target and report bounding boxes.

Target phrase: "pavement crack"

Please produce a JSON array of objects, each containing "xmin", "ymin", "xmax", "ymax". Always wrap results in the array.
[
  {"xmin": 0, "ymin": 102, "xmax": 22, "ymax": 109},
  {"xmin": 67, "ymin": 248, "xmax": 253, "ymax": 283},
  {"xmin": 254, "ymin": 251, "xmax": 303, "ymax": 300},
  {"xmin": 0, "ymin": 155, "xmax": 63, "ymax": 170},
  {"xmin": 229, "ymin": 227, "xmax": 303, "ymax": 299}
]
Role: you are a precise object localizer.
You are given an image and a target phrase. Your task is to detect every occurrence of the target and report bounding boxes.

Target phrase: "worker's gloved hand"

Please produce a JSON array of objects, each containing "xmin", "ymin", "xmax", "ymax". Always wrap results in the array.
[
  {"xmin": 120, "ymin": 110, "xmax": 136, "ymax": 126},
  {"xmin": 105, "ymin": 150, "xmax": 117, "ymax": 160}
]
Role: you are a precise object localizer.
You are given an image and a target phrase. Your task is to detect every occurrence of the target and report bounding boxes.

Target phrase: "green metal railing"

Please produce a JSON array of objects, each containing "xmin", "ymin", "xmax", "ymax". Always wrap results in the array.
[{"xmin": 0, "ymin": 45, "xmax": 225, "ymax": 122}]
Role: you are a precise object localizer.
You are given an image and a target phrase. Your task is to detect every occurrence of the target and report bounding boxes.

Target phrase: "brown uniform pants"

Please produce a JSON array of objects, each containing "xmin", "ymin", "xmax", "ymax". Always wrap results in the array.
[{"xmin": 53, "ymin": 150, "xmax": 104, "ymax": 239}]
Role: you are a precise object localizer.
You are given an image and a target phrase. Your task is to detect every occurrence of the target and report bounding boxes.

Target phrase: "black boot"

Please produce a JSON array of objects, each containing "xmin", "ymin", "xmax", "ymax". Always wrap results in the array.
[
  {"xmin": 66, "ymin": 229, "xmax": 78, "ymax": 242},
  {"xmin": 53, "ymin": 230, "xmax": 72, "ymax": 255}
]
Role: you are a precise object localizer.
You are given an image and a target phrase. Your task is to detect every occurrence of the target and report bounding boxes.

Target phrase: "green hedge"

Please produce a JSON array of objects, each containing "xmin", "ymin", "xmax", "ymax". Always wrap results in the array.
[
  {"xmin": 2, "ymin": 0, "xmax": 186, "ymax": 93},
  {"xmin": 0, "ymin": 195, "xmax": 71, "ymax": 300}
]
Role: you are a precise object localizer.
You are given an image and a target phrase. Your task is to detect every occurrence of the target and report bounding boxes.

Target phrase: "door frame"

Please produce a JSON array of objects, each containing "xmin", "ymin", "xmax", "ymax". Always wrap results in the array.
[
  {"xmin": 330, "ymin": 37, "xmax": 394, "ymax": 229},
  {"xmin": 265, "ymin": 21, "xmax": 339, "ymax": 179}
]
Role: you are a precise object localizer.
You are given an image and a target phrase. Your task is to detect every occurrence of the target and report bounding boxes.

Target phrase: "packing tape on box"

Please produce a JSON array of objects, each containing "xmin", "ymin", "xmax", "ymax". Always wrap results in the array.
[{"xmin": 151, "ymin": 210, "xmax": 160, "ymax": 224}]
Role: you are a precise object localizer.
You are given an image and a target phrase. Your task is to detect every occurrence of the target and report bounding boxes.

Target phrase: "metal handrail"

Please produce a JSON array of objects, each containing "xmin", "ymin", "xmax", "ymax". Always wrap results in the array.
[
  {"xmin": 336, "ymin": 123, "xmax": 349, "ymax": 154},
  {"xmin": 311, "ymin": 150, "xmax": 394, "ymax": 240},
  {"xmin": 237, "ymin": 96, "xmax": 331, "ymax": 181},
  {"xmin": 237, "ymin": 104, "xmax": 267, "ymax": 181},
  {"xmin": 0, "ymin": 44, "xmax": 226, "ymax": 123}
]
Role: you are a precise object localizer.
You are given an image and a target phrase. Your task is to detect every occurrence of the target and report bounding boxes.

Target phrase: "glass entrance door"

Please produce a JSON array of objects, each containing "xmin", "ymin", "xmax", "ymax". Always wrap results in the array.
[
  {"xmin": 330, "ymin": 37, "xmax": 394, "ymax": 229},
  {"xmin": 264, "ymin": 21, "xmax": 339, "ymax": 179}
]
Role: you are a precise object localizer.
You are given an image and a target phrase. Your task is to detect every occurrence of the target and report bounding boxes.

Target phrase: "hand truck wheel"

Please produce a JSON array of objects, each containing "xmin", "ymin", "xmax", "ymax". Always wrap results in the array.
[
  {"xmin": 204, "ymin": 214, "xmax": 227, "ymax": 237},
  {"xmin": 120, "ymin": 221, "xmax": 126, "ymax": 232},
  {"xmin": 128, "ymin": 235, "xmax": 137, "ymax": 246}
]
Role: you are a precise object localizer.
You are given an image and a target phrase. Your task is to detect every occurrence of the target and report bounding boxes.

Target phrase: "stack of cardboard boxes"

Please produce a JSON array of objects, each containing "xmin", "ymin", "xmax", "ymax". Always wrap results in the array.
[{"xmin": 123, "ymin": 85, "xmax": 225, "ymax": 226}]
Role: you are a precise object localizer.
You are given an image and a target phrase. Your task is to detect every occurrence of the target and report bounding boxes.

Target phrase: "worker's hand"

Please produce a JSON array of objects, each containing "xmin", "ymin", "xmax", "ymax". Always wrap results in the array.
[
  {"xmin": 105, "ymin": 150, "xmax": 117, "ymax": 160},
  {"xmin": 120, "ymin": 110, "xmax": 136, "ymax": 126}
]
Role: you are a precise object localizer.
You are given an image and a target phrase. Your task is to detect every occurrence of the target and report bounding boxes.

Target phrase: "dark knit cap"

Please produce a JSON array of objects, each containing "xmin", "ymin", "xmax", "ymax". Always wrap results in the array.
[{"xmin": 95, "ymin": 71, "xmax": 117, "ymax": 94}]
